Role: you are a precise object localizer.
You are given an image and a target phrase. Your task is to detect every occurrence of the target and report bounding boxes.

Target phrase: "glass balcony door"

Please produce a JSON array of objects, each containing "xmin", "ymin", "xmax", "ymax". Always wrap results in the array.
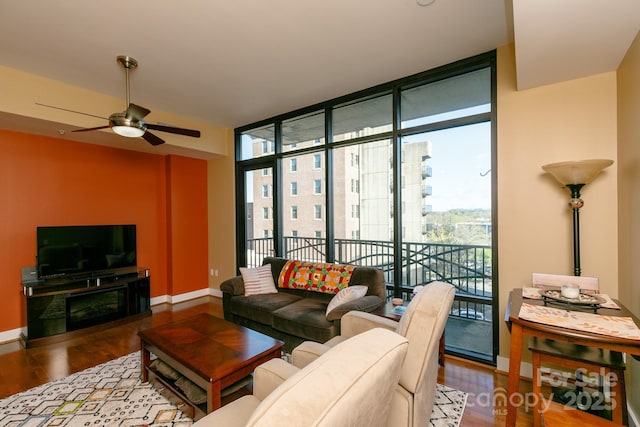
[{"xmin": 400, "ymin": 123, "xmax": 493, "ymax": 361}]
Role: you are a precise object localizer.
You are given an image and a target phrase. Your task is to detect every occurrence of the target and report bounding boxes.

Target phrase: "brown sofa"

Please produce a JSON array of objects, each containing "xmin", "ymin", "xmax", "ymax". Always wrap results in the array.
[{"xmin": 220, "ymin": 257, "xmax": 387, "ymax": 351}]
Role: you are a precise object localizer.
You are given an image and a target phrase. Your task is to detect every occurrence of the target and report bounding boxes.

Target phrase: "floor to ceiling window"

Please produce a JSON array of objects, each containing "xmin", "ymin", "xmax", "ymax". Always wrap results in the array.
[{"xmin": 235, "ymin": 51, "xmax": 497, "ymax": 364}]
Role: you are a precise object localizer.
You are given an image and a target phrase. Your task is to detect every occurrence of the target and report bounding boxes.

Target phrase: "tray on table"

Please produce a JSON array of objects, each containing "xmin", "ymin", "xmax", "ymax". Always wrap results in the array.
[{"xmin": 540, "ymin": 289, "xmax": 605, "ymax": 312}]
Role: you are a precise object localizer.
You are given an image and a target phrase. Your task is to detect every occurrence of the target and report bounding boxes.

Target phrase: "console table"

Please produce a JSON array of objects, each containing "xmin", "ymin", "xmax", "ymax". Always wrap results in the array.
[
  {"xmin": 504, "ymin": 288, "xmax": 640, "ymax": 426},
  {"xmin": 21, "ymin": 267, "xmax": 151, "ymax": 347}
]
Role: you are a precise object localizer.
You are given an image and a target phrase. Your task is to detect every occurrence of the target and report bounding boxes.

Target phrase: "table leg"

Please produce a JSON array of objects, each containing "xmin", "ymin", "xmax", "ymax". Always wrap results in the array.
[
  {"xmin": 506, "ymin": 323, "xmax": 523, "ymax": 427},
  {"xmin": 531, "ymin": 350, "xmax": 542, "ymax": 427},
  {"xmin": 140, "ymin": 338, "xmax": 150, "ymax": 382},
  {"xmin": 207, "ymin": 380, "xmax": 222, "ymax": 413}
]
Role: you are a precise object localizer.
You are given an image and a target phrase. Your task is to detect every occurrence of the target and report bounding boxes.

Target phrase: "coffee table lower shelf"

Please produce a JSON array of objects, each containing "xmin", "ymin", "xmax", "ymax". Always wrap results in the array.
[{"xmin": 146, "ymin": 366, "xmax": 204, "ymax": 420}]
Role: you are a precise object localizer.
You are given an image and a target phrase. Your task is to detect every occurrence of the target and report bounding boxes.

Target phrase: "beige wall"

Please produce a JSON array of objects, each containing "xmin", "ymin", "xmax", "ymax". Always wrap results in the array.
[
  {"xmin": 497, "ymin": 44, "xmax": 619, "ymax": 360},
  {"xmin": 617, "ymin": 30, "xmax": 640, "ymax": 421},
  {"xmin": 208, "ymin": 130, "xmax": 238, "ymax": 290}
]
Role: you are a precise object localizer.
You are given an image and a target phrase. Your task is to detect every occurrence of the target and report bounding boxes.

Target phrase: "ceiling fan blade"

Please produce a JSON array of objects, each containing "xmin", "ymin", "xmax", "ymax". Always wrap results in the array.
[
  {"xmin": 36, "ymin": 103, "xmax": 108, "ymax": 120},
  {"xmin": 142, "ymin": 131, "xmax": 165, "ymax": 146},
  {"xmin": 126, "ymin": 103, "xmax": 151, "ymax": 121},
  {"xmin": 72, "ymin": 125, "xmax": 110, "ymax": 133},
  {"xmin": 146, "ymin": 123, "xmax": 201, "ymax": 138}
]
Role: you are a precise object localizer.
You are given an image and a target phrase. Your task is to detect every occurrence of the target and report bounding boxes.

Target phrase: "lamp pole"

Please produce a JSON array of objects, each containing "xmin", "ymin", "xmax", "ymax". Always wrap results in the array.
[
  {"xmin": 566, "ymin": 184, "xmax": 585, "ymax": 276},
  {"xmin": 542, "ymin": 159, "xmax": 613, "ymax": 278}
]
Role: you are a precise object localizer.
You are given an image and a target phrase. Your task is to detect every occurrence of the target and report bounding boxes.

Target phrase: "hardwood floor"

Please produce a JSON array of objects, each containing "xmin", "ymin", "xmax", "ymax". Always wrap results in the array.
[{"xmin": 0, "ymin": 296, "xmax": 535, "ymax": 426}]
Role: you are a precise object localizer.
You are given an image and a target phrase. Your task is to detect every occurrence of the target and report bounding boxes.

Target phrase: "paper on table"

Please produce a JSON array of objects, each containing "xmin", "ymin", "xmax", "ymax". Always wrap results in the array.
[
  {"xmin": 518, "ymin": 303, "xmax": 640, "ymax": 340},
  {"xmin": 521, "ymin": 287, "xmax": 620, "ymax": 309},
  {"xmin": 597, "ymin": 294, "xmax": 621, "ymax": 309}
]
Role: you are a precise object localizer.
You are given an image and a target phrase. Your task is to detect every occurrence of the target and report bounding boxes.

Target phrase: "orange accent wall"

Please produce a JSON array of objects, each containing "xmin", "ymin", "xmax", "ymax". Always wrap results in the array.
[
  {"xmin": 0, "ymin": 129, "xmax": 208, "ymax": 335},
  {"xmin": 166, "ymin": 155, "xmax": 208, "ymax": 296}
]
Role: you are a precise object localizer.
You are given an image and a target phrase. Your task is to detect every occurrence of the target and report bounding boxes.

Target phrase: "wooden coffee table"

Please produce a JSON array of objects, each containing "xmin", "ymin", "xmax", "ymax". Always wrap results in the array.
[{"xmin": 139, "ymin": 313, "xmax": 283, "ymax": 420}]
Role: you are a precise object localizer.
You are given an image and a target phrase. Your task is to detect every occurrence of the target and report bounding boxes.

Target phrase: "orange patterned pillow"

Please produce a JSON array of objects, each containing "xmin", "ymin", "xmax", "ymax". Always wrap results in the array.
[{"xmin": 278, "ymin": 260, "xmax": 355, "ymax": 294}]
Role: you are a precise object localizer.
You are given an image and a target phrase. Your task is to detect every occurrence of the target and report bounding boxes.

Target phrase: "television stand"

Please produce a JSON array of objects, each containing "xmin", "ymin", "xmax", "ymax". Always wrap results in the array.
[{"xmin": 21, "ymin": 267, "xmax": 151, "ymax": 347}]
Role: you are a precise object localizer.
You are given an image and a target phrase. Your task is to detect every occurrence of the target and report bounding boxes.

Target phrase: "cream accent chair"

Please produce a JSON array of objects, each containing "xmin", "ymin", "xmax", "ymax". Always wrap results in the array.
[
  {"xmin": 291, "ymin": 281, "xmax": 455, "ymax": 427},
  {"xmin": 192, "ymin": 328, "xmax": 408, "ymax": 427}
]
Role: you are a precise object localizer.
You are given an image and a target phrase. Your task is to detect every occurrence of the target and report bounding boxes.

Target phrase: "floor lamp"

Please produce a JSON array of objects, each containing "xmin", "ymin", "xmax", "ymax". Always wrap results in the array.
[{"xmin": 541, "ymin": 159, "xmax": 613, "ymax": 276}]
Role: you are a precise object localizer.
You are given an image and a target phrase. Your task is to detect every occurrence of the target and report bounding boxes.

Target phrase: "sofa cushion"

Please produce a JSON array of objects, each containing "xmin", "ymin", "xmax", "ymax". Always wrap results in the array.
[
  {"xmin": 240, "ymin": 264, "xmax": 278, "ymax": 296},
  {"xmin": 278, "ymin": 260, "xmax": 355, "ymax": 295},
  {"xmin": 325, "ymin": 285, "xmax": 368, "ymax": 317},
  {"xmin": 272, "ymin": 299, "xmax": 338, "ymax": 343},
  {"xmin": 325, "ymin": 295, "xmax": 384, "ymax": 321},
  {"xmin": 230, "ymin": 293, "xmax": 303, "ymax": 326}
]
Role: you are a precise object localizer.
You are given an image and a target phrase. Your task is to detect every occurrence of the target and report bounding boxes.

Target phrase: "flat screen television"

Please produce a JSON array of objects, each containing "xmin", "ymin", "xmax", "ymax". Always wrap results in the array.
[{"xmin": 36, "ymin": 224, "xmax": 137, "ymax": 279}]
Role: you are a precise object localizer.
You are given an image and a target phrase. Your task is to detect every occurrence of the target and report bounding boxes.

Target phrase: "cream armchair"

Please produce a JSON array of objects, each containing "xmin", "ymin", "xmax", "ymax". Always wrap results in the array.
[
  {"xmin": 291, "ymin": 281, "xmax": 455, "ymax": 427},
  {"xmin": 192, "ymin": 328, "xmax": 408, "ymax": 427}
]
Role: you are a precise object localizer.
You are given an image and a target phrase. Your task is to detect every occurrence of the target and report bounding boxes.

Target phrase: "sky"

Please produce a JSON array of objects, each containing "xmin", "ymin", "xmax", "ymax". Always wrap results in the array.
[{"xmin": 404, "ymin": 121, "xmax": 492, "ymax": 212}]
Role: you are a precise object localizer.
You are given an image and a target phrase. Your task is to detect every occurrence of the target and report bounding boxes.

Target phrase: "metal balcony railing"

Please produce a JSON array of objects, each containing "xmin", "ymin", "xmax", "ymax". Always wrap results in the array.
[
  {"xmin": 246, "ymin": 236, "xmax": 491, "ymax": 303},
  {"xmin": 245, "ymin": 236, "xmax": 494, "ymax": 360}
]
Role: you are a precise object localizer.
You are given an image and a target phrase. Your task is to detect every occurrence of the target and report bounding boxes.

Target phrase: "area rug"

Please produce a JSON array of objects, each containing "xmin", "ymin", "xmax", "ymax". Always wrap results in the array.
[{"xmin": 0, "ymin": 352, "xmax": 467, "ymax": 427}]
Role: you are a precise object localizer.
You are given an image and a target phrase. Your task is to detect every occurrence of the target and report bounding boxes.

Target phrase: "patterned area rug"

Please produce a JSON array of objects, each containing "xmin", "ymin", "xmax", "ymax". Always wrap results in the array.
[{"xmin": 0, "ymin": 352, "xmax": 467, "ymax": 427}]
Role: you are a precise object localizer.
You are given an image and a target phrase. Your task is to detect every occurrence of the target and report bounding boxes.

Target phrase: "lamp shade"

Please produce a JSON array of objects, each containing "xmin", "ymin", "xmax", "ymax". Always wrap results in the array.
[{"xmin": 542, "ymin": 159, "xmax": 613, "ymax": 186}]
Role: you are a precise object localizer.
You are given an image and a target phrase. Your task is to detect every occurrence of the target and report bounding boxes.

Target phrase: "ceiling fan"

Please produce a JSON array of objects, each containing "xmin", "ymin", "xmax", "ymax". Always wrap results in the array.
[{"xmin": 37, "ymin": 55, "xmax": 200, "ymax": 146}]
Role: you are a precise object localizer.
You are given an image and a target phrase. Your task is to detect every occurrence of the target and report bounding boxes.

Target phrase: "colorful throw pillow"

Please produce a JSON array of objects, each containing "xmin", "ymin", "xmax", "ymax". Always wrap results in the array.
[
  {"xmin": 278, "ymin": 260, "xmax": 356, "ymax": 294},
  {"xmin": 326, "ymin": 285, "xmax": 368, "ymax": 317},
  {"xmin": 240, "ymin": 264, "xmax": 278, "ymax": 296}
]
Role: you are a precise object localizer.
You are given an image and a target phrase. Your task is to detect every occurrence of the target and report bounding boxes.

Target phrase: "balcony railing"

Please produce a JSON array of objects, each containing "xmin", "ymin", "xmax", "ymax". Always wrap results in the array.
[
  {"xmin": 247, "ymin": 236, "xmax": 491, "ymax": 299},
  {"xmin": 246, "ymin": 236, "xmax": 494, "ymax": 360}
]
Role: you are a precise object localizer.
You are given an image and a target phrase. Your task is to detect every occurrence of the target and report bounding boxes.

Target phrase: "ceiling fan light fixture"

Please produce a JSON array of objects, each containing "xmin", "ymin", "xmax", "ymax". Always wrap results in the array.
[
  {"xmin": 109, "ymin": 112, "xmax": 146, "ymax": 138},
  {"xmin": 112, "ymin": 125, "xmax": 145, "ymax": 138}
]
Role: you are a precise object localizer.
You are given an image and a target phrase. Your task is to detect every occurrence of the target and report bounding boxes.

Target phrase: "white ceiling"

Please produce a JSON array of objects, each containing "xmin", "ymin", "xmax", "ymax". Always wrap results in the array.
[
  {"xmin": 0, "ymin": 0, "xmax": 638, "ymax": 155},
  {"xmin": 513, "ymin": 0, "xmax": 640, "ymax": 90}
]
